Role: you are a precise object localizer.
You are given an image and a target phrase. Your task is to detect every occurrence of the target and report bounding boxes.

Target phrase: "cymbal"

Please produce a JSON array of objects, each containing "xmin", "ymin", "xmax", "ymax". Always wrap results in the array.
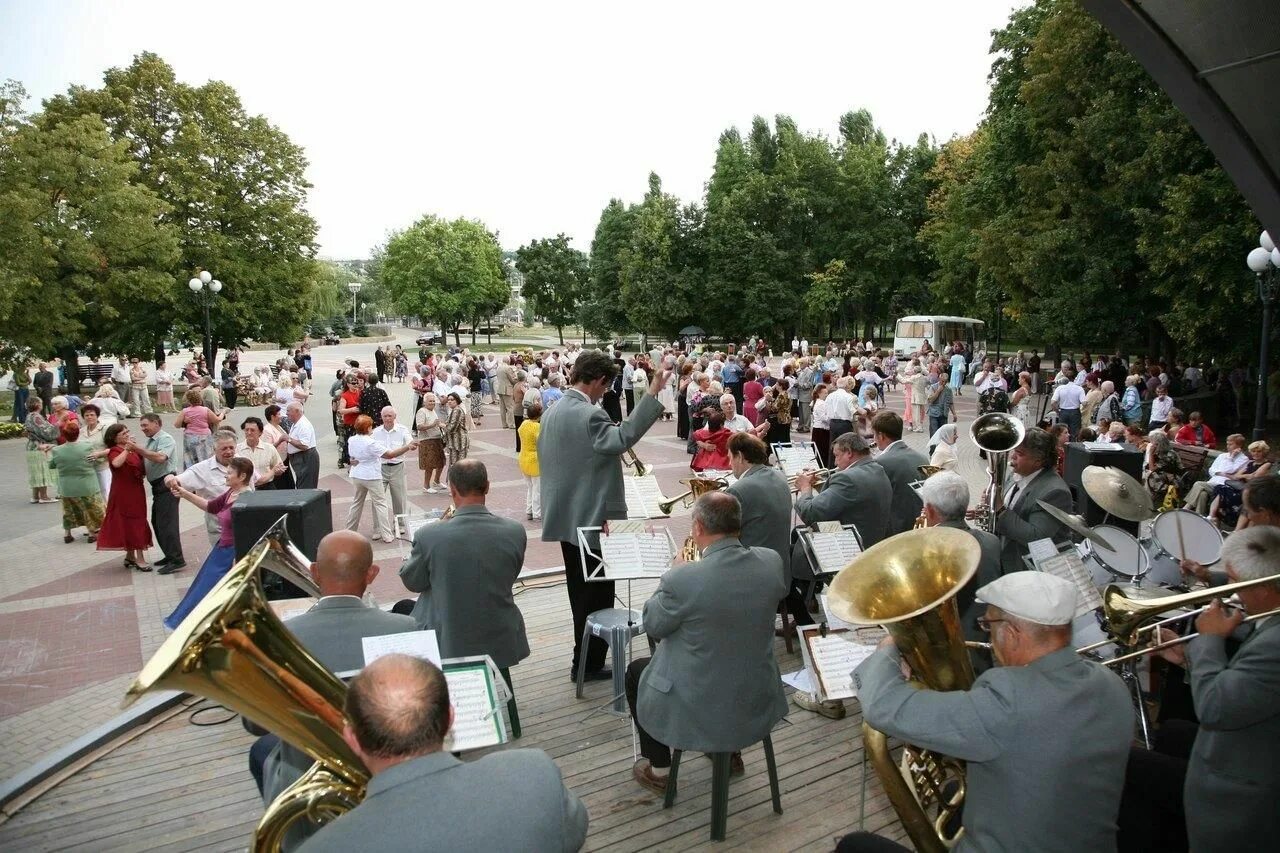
[
  {"xmin": 1036, "ymin": 500, "xmax": 1114, "ymax": 550},
  {"xmin": 1081, "ymin": 465, "xmax": 1153, "ymax": 522}
]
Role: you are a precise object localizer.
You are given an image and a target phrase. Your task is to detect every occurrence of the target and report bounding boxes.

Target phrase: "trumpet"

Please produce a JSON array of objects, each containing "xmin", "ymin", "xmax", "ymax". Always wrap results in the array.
[
  {"xmin": 624, "ymin": 447, "xmax": 652, "ymax": 477},
  {"xmin": 787, "ymin": 467, "xmax": 837, "ymax": 494},
  {"xmin": 657, "ymin": 475, "xmax": 730, "ymax": 515}
]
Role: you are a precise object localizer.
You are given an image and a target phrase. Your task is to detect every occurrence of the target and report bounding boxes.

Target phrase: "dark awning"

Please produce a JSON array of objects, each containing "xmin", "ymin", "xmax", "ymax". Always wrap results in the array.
[{"xmin": 679, "ymin": 326, "xmax": 707, "ymax": 337}]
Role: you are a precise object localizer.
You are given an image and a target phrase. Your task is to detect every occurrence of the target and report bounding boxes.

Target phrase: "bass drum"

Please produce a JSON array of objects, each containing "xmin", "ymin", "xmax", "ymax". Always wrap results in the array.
[
  {"xmin": 1084, "ymin": 525, "xmax": 1149, "ymax": 588},
  {"xmin": 1147, "ymin": 510, "xmax": 1223, "ymax": 587}
]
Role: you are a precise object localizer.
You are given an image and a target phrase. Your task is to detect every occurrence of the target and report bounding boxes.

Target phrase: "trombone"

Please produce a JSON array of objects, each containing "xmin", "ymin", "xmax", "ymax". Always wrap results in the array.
[
  {"xmin": 657, "ymin": 475, "xmax": 730, "ymax": 515},
  {"xmin": 787, "ymin": 467, "xmax": 837, "ymax": 494},
  {"xmin": 624, "ymin": 447, "xmax": 652, "ymax": 477}
]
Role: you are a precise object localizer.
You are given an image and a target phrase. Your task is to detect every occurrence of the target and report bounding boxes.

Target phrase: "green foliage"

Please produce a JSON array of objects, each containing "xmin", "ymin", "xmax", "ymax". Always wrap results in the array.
[
  {"xmin": 515, "ymin": 234, "xmax": 587, "ymax": 343},
  {"xmin": 617, "ymin": 173, "xmax": 701, "ymax": 340},
  {"xmin": 329, "ymin": 315, "xmax": 350, "ymax": 336},
  {"xmin": 582, "ymin": 199, "xmax": 636, "ymax": 339},
  {"xmin": 352, "ymin": 319, "xmax": 369, "ymax": 337},
  {"xmin": 0, "ymin": 422, "xmax": 25, "ymax": 440},
  {"xmin": 381, "ymin": 215, "xmax": 506, "ymax": 345}
]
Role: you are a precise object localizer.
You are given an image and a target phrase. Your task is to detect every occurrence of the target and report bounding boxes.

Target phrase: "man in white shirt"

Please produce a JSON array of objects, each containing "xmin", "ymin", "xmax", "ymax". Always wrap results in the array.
[
  {"xmin": 236, "ymin": 416, "xmax": 286, "ymax": 488},
  {"xmin": 111, "ymin": 355, "xmax": 131, "ymax": 391},
  {"xmin": 1051, "ymin": 376, "xmax": 1087, "ymax": 440},
  {"xmin": 166, "ymin": 432, "xmax": 252, "ymax": 545},
  {"xmin": 621, "ymin": 358, "xmax": 635, "ymax": 415},
  {"xmin": 826, "ymin": 376, "xmax": 857, "ymax": 441},
  {"xmin": 1148, "ymin": 385, "xmax": 1174, "ymax": 430},
  {"xmin": 800, "ymin": 338, "xmax": 809, "ymax": 355},
  {"xmin": 284, "ymin": 401, "xmax": 319, "ymax": 489},
  {"xmin": 791, "ymin": 337, "xmax": 800, "ymax": 353},
  {"xmin": 719, "ymin": 394, "xmax": 769, "ymax": 437},
  {"xmin": 372, "ymin": 405, "xmax": 412, "ymax": 535}
]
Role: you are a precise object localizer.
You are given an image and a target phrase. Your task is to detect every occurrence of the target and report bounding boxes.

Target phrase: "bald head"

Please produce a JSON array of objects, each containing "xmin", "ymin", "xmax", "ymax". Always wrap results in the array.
[
  {"xmin": 310, "ymin": 530, "xmax": 378, "ymax": 596},
  {"xmin": 345, "ymin": 654, "xmax": 451, "ymax": 762}
]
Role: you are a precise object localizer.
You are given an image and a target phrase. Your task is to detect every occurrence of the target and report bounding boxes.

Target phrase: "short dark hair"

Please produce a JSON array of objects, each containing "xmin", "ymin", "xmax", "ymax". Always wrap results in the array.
[
  {"xmin": 345, "ymin": 655, "xmax": 451, "ymax": 758},
  {"xmin": 1245, "ymin": 476, "xmax": 1280, "ymax": 516},
  {"xmin": 449, "ymin": 459, "xmax": 488, "ymax": 497},
  {"xmin": 692, "ymin": 491, "xmax": 741, "ymax": 536},
  {"xmin": 140, "ymin": 413, "xmax": 162, "ymax": 426},
  {"xmin": 1019, "ymin": 427, "xmax": 1058, "ymax": 469},
  {"xmin": 525, "ymin": 401, "xmax": 543, "ymax": 420},
  {"xmin": 727, "ymin": 432, "xmax": 769, "ymax": 465},
  {"xmin": 104, "ymin": 423, "xmax": 127, "ymax": 447},
  {"xmin": 227, "ymin": 456, "xmax": 254, "ymax": 483},
  {"xmin": 265, "ymin": 404, "xmax": 282, "ymax": 421},
  {"xmin": 569, "ymin": 351, "xmax": 616, "ymax": 386},
  {"xmin": 79, "ymin": 403, "xmax": 100, "ymax": 417},
  {"xmin": 241, "ymin": 416, "xmax": 264, "ymax": 432},
  {"xmin": 871, "ymin": 411, "xmax": 903, "ymax": 441}
]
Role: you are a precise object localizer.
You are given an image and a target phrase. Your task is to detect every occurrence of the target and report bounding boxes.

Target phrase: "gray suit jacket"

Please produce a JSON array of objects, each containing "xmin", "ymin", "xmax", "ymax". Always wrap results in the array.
[
  {"xmin": 399, "ymin": 504, "xmax": 530, "ymax": 669},
  {"xmin": 637, "ymin": 538, "xmax": 788, "ymax": 753},
  {"xmin": 792, "ymin": 459, "xmax": 892, "ymax": 581},
  {"xmin": 539, "ymin": 388, "xmax": 664, "ymax": 543},
  {"xmin": 728, "ymin": 464, "xmax": 793, "ymax": 585},
  {"xmin": 1184, "ymin": 617, "xmax": 1280, "ymax": 851},
  {"xmin": 297, "ymin": 749, "xmax": 588, "ymax": 853},
  {"xmin": 876, "ymin": 441, "xmax": 929, "ymax": 535},
  {"xmin": 854, "ymin": 646, "xmax": 1132, "ymax": 853},
  {"xmin": 494, "ymin": 362, "xmax": 516, "ymax": 396},
  {"xmin": 265, "ymin": 598, "xmax": 417, "ymax": 848},
  {"xmin": 936, "ymin": 519, "xmax": 1003, "ymax": 643},
  {"xmin": 992, "ymin": 468, "xmax": 1073, "ymax": 575}
]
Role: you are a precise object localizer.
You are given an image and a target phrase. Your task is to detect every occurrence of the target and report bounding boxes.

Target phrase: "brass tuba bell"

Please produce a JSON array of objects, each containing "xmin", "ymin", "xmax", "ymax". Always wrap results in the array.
[
  {"xmin": 123, "ymin": 518, "xmax": 367, "ymax": 852},
  {"xmin": 828, "ymin": 527, "xmax": 981, "ymax": 853}
]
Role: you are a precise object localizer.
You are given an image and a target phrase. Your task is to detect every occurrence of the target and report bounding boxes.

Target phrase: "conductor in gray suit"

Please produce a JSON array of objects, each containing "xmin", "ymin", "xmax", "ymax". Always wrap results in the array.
[
  {"xmin": 726, "ymin": 432, "xmax": 792, "ymax": 584},
  {"xmin": 252, "ymin": 530, "xmax": 416, "ymax": 850},
  {"xmin": 785, "ymin": 432, "xmax": 892, "ymax": 628},
  {"xmin": 298, "ymin": 654, "xmax": 588, "ymax": 853},
  {"xmin": 988, "ymin": 426, "xmax": 1071, "ymax": 575},
  {"xmin": 841, "ymin": 572, "xmax": 1132, "ymax": 853},
  {"xmin": 870, "ymin": 411, "xmax": 929, "ymax": 535},
  {"xmin": 399, "ymin": 460, "xmax": 529, "ymax": 671},
  {"xmin": 539, "ymin": 350, "xmax": 667, "ymax": 679},
  {"xmin": 626, "ymin": 492, "xmax": 788, "ymax": 793},
  {"xmin": 918, "ymin": 472, "xmax": 1002, "ymax": 645}
]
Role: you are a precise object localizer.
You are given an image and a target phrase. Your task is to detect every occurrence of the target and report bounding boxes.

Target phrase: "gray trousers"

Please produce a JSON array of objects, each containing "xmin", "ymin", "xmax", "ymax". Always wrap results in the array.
[
  {"xmin": 129, "ymin": 384, "xmax": 152, "ymax": 416},
  {"xmin": 289, "ymin": 448, "xmax": 320, "ymax": 490},
  {"xmin": 149, "ymin": 477, "xmax": 184, "ymax": 561},
  {"xmin": 381, "ymin": 462, "xmax": 408, "ymax": 533},
  {"xmin": 497, "ymin": 393, "xmax": 515, "ymax": 428}
]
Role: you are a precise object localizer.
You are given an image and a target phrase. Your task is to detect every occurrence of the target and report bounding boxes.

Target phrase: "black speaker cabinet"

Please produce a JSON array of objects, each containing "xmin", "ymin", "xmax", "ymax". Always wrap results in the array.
[
  {"xmin": 1062, "ymin": 443, "xmax": 1145, "ymax": 534},
  {"xmin": 231, "ymin": 489, "xmax": 333, "ymax": 598}
]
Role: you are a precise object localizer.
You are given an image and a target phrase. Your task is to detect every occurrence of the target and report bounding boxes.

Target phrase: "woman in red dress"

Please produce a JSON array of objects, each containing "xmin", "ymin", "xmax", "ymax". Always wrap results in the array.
[
  {"xmin": 742, "ymin": 369, "xmax": 765, "ymax": 427},
  {"xmin": 96, "ymin": 423, "xmax": 153, "ymax": 571}
]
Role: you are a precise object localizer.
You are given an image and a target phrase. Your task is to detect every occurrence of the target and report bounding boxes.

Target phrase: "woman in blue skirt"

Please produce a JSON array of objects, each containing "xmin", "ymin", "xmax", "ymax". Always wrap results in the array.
[{"xmin": 163, "ymin": 456, "xmax": 255, "ymax": 629}]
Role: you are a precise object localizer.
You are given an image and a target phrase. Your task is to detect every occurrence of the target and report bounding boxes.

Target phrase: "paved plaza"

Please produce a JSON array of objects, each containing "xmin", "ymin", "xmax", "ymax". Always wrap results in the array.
[{"xmin": 0, "ymin": 333, "xmax": 990, "ymax": 782}]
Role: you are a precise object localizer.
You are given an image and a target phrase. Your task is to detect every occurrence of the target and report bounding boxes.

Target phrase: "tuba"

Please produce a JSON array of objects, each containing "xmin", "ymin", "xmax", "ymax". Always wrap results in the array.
[
  {"xmin": 828, "ymin": 527, "xmax": 982, "ymax": 853},
  {"xmin": 123, "ymin": 518, "xmax": 367, "ymax": 852},
  {"xmin": 968, "ymin": 412, "xmax": 1025, "ymax": 532}
]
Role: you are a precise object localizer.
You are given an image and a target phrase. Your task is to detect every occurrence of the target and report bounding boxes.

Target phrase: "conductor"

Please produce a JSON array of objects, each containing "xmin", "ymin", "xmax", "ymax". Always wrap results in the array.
[{"xmin": 539, "ymin": 349, "xmax": 668, "ymax": 681}]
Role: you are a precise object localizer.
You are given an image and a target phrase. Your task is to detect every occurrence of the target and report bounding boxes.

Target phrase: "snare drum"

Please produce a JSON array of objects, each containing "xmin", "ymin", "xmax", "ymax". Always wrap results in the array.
[
  {"xmin": 1147, "ymin": 510, "xmax": 1223, "ymax": 587},
  {"xmin": 1084, "ymin": 525, "xmax": 1149, "ymax": 587}
]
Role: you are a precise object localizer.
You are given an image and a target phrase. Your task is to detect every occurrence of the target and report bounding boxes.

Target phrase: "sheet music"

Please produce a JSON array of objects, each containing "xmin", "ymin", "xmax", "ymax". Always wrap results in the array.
[
  {"xmin": 396, "ymin": 511, "xmax": 446, "ymax": 541},
  {"xmin": 624, "ymin": 474, "xmax": 668, "ymax": 518},
  {"xmin": 270, "ymin": 598, "xmax": 315, "ymax": 622},
  {"xmin": 1081, "ymin": 441, "xmax": 1123, "ymax": 451},
  {"xmin": 442, "ymin": 665, "xmax": 504, "ymax": 752},
  {"xmin": 797, "ymin": 626, "xmax": 877, "ymax": 701},
  {"xmin": 819, "ymin": 594, "xmax": 856, "ymax": 631},
  {"xmin": 806, "ymin": 530, "xmax": 863, "ymax": 574},
  {"xmin": 1027, "ymin": 538, "xmax": 1060, "ymax": 564},
  {"xmin": 1035, "ymin": 550, "xmax": 1103, "ymax": 616},
  {"xmin": 599, "ymin": 531, "xmax": 673, "ymax": 578},
  {"xmin": 362, "ymin": 630, "xmax": 442, "ymax": 668},
  {"xmin": 772, "ymin": 442, "xmax": 819, "ymax": 476}
]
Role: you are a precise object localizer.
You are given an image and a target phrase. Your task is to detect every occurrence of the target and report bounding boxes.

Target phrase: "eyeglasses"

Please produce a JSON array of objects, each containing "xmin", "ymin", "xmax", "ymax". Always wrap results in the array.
[{"xmin": 976, "ymin": 617, "xmax": 1006, "ymax": 633}]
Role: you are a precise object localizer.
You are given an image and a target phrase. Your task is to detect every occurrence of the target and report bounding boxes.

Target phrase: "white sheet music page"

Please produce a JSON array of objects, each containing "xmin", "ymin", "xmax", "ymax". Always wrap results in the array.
[
  {"xmin": 600, "ymin": 530, "xmax": 673, "ymax": 578},
  {"xmin": 362, "ymin": 630, "xmax": 442, "ymax": 668},
  {"xmin": 1035, "ymin": 551, "xmax": 1103, "ymax": 616},
  {"xmin": 443, "ymin": 666, "xmax": 503, "ymax": 752},
  {"xmin": 1027, "ymin": 538, "xmax": 1060, "ymax": 564},
  {"xmin": 772, "ymin": 443, "xmax": 818, "ymax": 476},
  {"xmin": 808, "ymin": 530, "xmax": 863, "ymax": 574},
  {"xmin": 797, "ymin": 627, "xmax": 877, "ymax": 701},
  {"xmin": 624, "ymin": 475, "xmax": 667, "ymax": 518}
]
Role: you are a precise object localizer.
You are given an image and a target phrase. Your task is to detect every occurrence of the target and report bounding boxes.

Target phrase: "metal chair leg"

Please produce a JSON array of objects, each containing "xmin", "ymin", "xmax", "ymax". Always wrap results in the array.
[
  {"xmin": 575, "ymin": 623, "xmax": 592, "ymax": 699},
  {"xmin": 610, "ymin": 625, "xmax": 629, "ymax": 714},
  {"xmin": 499, "ymin": 667, "xmax": 520, "ymax": 739},
  {"xmin": 777, "ymin": 601, "xmax": 794, "ymax": 654},
  {"xmin": 710, "ymin": 752, "xmax": 731, "ymax": 841},
  {"xmin": 663, "ymin": 750, "xmax": 683, "ymax": 809},
  {"xmin": 763, "ymin": 735, "xmax": 782, "ymax": 814}
]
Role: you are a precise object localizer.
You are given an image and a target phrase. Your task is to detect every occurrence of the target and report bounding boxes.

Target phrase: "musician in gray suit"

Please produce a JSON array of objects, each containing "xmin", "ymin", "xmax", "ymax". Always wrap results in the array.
[
  {"xmin": 252, "ymin": 530, "xmax": 416, "ymax": 850},
  {"xmin": 841, "ymin": 572, "xmax": 1132, "ymax": 853},
  {"xmin": 298, "ymin": 654, "xmax": 588, "ymax": 853},
  {"xmin": 539, "ymin": 350, "xmax": 666, "ymax": 679},
  {"xmin": 918, "ymin": 472, "xmax": 1002, "ymax": 647},
  {"xmin": 1144, "ymin": 526, "xmax": 1280, "ymax": 852},
  {"xmin": 399, "ymin": 460, "xmax": 529, "ymax": 671},
  {"xmin": 871, "ymin": 411, "xmax": 929, "ymax": 535},
  {"xmin": 988, "ymin": 427, "xmax": 1071, "ymax": 575},
  {"xmin": 626, "ymin": 492, "xmax": 788, "ymax": 792},
  {"xmin": 727, "ymin": 432, "xmax": 792, "ymax": 584}
]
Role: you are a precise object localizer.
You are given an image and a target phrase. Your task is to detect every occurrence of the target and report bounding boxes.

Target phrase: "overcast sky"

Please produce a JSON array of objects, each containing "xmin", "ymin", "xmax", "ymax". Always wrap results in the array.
[{"xmin": 3, "ymin": 0, "xmax": 1027, "ymax": 258}]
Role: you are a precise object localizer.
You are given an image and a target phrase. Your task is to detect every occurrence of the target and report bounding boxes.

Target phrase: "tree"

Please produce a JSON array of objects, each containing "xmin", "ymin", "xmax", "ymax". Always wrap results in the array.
[
  {"xmin": 515, "ymin": 234, "xmax": 587, "ymax": 344},
  {"xmin": 380, "ymin": 216, "xmax": 506, "ymax": 347},
  {"xmin": 583, "ymin": 199, "xmax": 635, "ymax": 341},
  {"xmin": 618, "ymin": 173, "xmax": 699, "ymax": 343},
  {"xmin": 0, "ymin": 111, "xmax": 180, "ymax": 382},
  {"xmin": 39, "ymin": 53, "xmax": 320, "ymax": 364}
]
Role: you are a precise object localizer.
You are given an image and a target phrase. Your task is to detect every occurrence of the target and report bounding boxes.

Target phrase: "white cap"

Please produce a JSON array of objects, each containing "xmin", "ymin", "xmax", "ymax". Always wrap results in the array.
[{"xmin": 975, "ymin": 572, "xmax": 1077, "ymax": 626}]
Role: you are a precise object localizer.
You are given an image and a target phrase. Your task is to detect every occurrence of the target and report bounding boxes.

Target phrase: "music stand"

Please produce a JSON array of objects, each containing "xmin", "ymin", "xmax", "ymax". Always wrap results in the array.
[{"xmin": 771, "ymin": 441, "xmax": 820, "ymax": 477}]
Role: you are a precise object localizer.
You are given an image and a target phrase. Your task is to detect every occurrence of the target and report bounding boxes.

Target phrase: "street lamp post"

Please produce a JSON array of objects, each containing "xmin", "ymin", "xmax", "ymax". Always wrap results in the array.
[
  {"xmin": 188, "ymin": 271, "xmax": 223, "ymax": 369},
  {"xmin": 1246, "ymin": 232, "xmax": 1280, "ymax": 442},
  {"xmin": 348, "ymin": 282, "xmax": 363, "ymax": 326}
]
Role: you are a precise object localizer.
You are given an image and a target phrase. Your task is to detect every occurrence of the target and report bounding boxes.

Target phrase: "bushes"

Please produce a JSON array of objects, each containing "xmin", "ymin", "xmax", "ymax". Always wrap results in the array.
[{"xmin": 0, "ymin": 422, "xmax": 25, "ymax": 440}]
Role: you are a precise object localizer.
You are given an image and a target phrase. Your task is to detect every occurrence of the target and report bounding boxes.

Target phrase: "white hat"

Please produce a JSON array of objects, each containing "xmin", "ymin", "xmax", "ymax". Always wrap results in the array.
[{"xmin": 975, "ymin": 572, "xmax": 1077, "ymax": 626}]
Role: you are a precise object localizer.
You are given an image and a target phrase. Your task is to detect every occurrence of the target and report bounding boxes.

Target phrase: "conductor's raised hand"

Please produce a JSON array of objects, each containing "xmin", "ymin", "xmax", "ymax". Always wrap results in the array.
[{"xmin": 647, "ymin": 366, "xmax": 671, "ymax": 397}]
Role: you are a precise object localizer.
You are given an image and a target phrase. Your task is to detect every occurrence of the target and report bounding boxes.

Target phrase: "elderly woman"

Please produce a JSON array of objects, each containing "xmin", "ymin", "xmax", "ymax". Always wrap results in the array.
[
  {"xmin": 175, "ymin": 387, "xmax": 223, "ymax": 468},
  {"xmin": 1208, "ymin": 440, "xmax": 1272, "ymax": 528},
  {"xmin": 415, "ymin": 393, "xmax": 446, "ymax": 494},
  {"xmin": 92, "ymin": 384, "xmax": 132, "ymax": 425},
  {"xmin": 520, "ymin": 377, "xmax": 541, "ymax": 450},
  {"xmin": 49, "ymin": 421, "xmax": 105, "ymax": 544},
  {"xmin": 467, "ymin": 358, "xmax": 486, "ymax": 424},
  {"xmin": 153, "ymin": 362, "xmax": 175, "ymax": 411},
  {"xmin": 345, "ymin": 414, "xmax": 417, "ymax": 541},
  {"xmin": 23, "ymin": 398, "xmax": 59, "ymax": 503},
  {"xmin": 48, "ymin": 395, "xmax": 78, "ymax": 439},
  {"xmin": 96, "ymin": 423, "xmax": 153, "ymax": 571},
  {"xmin": 441, "ymin": 392, "xmax": 471, "ymax": 481},
  {"xmin": 77, "ymin": 403, "xmax": 112, "ymax": 496},
  {"xmin": 928, "ymin": 423, "xmax": 960, "ymax": 471},
  {"xmin": 1144, "ymin": 430, "xmax": 1183, "ymax": 504}
]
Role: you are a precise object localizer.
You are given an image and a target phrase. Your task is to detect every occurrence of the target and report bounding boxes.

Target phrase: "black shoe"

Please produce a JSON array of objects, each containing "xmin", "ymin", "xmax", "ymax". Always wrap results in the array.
[
  {"xmin": 157, "ymin": 560, "xmax": 187, "ymax": 575},
  {"xmin": 571, "ymin": 668, "xmax": 613, "ymax": 683},
  {"xmin": 155, "ymin": 556, "xmax": 172, "ymax": 567}
]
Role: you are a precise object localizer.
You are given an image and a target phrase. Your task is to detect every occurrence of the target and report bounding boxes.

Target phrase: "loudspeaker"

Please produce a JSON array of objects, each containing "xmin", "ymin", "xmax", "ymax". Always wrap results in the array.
[
  {"xmin": 1062, "ymin": 443, "xmax": 1145, "ymax": 534},
  {"xmin": 231, "ymin": 489, "xmax": 333, "ymax": 598}
]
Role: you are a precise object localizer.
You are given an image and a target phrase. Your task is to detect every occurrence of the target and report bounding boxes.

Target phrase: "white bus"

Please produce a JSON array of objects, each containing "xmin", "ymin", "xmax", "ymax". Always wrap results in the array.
[{"xmin": 893, "ymin": 315, "xmax": 987, "ymax": 358}]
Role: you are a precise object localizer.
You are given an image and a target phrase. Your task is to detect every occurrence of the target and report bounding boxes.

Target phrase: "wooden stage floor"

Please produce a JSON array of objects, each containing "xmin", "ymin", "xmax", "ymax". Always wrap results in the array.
[{"xmin": 0, "ymin": 577, "xmax": 909, "ymax": 852}]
